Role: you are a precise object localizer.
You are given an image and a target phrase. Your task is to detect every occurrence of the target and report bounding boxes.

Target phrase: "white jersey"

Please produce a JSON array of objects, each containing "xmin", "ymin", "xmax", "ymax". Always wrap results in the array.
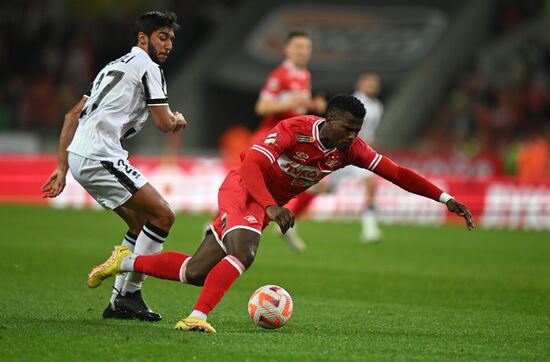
[
  {"xmin": 68, "ymin": 46, "xmax": 168, "ymax": 160},
  {"xmin": 354, "ymin": 91, "xmax": 383, "ymax": 144}
]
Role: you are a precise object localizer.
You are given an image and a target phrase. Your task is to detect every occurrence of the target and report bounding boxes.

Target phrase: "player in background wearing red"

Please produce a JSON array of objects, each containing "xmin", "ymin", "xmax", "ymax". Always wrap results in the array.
[
  {"xmin": 87, "ymin": 94, "xmax": 474, "ymax": 334},
  {"xmin": 253, "ymin": 30, "xmax": 326, "ymax": 252}
]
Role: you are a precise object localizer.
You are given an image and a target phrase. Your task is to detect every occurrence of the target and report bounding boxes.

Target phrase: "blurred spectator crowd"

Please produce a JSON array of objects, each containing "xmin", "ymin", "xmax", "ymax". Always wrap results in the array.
[
  {"xmin": 427, "ymin": 0, "xmax": 550, "ymax": 181},
  {"xmin": 0, "ymin": 0, "xmax": 237, "ymax": 135},
  {"xmin": 0, "ymin": 0, "xmax": 548, "ymax": 181}
]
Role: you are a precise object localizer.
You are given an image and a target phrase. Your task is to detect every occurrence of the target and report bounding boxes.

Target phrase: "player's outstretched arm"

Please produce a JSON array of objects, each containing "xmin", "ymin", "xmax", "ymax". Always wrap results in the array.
[
  {"xmin": 371, "ymin": 155, "xmax": 475, "ymax": 230},
  {"xmin": 446, "ymin": 198, "xmax": 475, "ymax": 230},
  {"xmin": 41, "ymin": 96, "xmax": 87, "ymax": 198}
]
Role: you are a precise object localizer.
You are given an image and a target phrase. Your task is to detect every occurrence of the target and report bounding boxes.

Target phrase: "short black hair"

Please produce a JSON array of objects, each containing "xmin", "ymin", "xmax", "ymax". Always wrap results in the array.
[
  {"xmin": 327, "ymin": 94, "xmax": 366, "ymax": 120},
  {"xmin": 286, "ymin": 30, "xmax": 310, "ymax": 43},
  {"xmin": 133, "ymin": 11, "xmax": 180, "ymax": 41}
]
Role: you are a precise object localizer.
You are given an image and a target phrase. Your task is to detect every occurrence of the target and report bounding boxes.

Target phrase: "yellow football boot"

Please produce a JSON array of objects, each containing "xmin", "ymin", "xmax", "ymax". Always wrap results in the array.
[
  {"xmin": 174, "ymin": 317, "xmax": 216, "ymax": 333},
  {"xmin": 87, "ymin": 246, "xmax": 131, "ymax": 288}
]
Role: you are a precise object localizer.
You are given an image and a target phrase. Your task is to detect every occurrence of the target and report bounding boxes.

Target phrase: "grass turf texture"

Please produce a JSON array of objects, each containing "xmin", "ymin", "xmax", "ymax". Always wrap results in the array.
[{"xmin": 0, "ymin": 204, "xmax": 549, "ymax": 361}]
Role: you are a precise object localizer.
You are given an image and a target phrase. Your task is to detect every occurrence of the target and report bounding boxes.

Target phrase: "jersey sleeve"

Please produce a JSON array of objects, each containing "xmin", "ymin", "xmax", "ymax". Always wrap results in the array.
[
  {"xmin": 259, "ymin": 69, "xmax": 284, "ymax": 100},
  {"xmin": 249, "ymin": 122, "xmax": 295, "ymax": 165},
  {"xmin": 347, "ymin": 137, "xmax": 382, "ymax": 170},
  {"xmin": 349, "ymin": 138, "xmax": 444, "ymax": 202},
  {"xmin": 142, "ymin": 64, "xmax": 168, "ymax": 106},
  {"xmin": 83, "ymin": 81, "xmax": 93, "ymax": 98}
]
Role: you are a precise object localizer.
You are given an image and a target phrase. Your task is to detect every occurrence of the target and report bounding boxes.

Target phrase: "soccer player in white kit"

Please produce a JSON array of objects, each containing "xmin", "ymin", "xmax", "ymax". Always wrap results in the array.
[
  {"xmin": 353, "ymin": 73, "xmax": 384, "ymax": 242},
  {"xmin": 41, "ymin": 11, "xmax": 186, "ymax": 321}
]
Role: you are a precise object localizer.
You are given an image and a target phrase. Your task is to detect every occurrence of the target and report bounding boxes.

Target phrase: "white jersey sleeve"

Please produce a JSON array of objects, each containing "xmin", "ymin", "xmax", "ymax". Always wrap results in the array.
[{"xmin": 142, "ymin": 63, "xmax": 168, "ymax": 106}]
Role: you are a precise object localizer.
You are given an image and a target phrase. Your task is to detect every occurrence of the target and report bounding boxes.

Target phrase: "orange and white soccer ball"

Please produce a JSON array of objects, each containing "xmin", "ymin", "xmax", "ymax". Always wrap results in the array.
[{"xmin": 248, "ymin": 285, "xmax": 293, "ymax": 329}]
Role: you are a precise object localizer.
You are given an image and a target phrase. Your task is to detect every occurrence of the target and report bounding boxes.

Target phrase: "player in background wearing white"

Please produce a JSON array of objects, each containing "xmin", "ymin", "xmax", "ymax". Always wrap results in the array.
[
  {"xmin": 353, "ymin": 73, "xmax": 384, "ymax": 242},
  {"xmin": 253, "ymin": 31, "xmax": 326, "ymax": 252},
  {"xmin": 41, "ymin": 11, "xmax": 186, "ymax": 322}
]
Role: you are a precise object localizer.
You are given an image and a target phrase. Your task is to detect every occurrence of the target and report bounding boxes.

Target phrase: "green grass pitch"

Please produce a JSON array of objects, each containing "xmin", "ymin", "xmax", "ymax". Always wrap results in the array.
[{"xmin": 0, "ymin": 204, "xmax": 549, "ymax": 361}]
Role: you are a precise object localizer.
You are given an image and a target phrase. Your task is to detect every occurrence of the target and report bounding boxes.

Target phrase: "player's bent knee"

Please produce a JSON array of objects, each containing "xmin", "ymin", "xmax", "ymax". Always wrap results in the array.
[
  {"xmin": 151, "ymin": 206, "xmax": 176, "ymax": 230},
  {"xmin": 232, "ymin": 250, "xmax": 256, "ymax": 270}
]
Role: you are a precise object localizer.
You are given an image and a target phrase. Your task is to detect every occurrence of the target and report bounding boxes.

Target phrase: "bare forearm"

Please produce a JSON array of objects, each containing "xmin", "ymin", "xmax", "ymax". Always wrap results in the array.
[
  {"xmin": 57, "ymin": 97, "xmax": 86, "ymax": 171},
  {"xmin": 255, "ymin": 98, "xmax": 296, "ymax": 116}
]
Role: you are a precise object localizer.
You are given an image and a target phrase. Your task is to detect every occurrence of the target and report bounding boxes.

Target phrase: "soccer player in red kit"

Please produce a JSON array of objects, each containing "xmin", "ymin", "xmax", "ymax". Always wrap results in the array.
[
  {"xmin": 253, "ymin": 30, "xmax": 326, "ymax": 252},
  {"xmin": 87, "ymin": 94, "xmax": 474, "ymax": 333}
]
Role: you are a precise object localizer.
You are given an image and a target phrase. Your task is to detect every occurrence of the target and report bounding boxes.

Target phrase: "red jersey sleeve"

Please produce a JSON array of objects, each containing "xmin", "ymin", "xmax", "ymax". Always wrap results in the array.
[
  {"xmin": 249, "ymin": 122, "xmax": 295, "ymax": 164},
  {"xmin": 259, "ymin": 68, "xmax": 285, "ymax": 100},
  {"xmin": 240, "ymin": 151, "xmax": 277, "ymax": 209},
  {"xmin": 348, "ymin": 138, "xmax": 444, "ymax": 202}
]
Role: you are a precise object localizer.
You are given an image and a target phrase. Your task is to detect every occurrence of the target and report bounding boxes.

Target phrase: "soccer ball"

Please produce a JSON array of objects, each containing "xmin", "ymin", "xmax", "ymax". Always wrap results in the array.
[{"xmin": 248, "ymin": 285, "xmax": 293, "ymax": 329}]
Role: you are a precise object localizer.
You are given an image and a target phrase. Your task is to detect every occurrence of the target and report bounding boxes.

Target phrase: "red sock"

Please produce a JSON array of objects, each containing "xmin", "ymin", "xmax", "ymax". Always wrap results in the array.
[
  {"xmin": 193, "ymin": 255, "xmax": 245, "ymax": 315},
  {"xmin": 286, "ymin": 191, "xmax": 316, "ymax": 217},
  {"xmin": 134, "ymin": 251, "xmax": 190, "ymax": 281}
]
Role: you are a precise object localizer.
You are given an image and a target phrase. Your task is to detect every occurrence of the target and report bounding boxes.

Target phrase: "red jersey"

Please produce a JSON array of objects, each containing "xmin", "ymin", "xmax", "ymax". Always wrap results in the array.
[
  {"xmin": 211, "ymin": 114, "xmax": 446, "ymax": 240},
  {"xmin": 243, "ymin": 115, "xmax": 380, "ymax": 206},
  {"xmin": 256, "ymin": 60, "xmax": 311, "ymax": 133}
]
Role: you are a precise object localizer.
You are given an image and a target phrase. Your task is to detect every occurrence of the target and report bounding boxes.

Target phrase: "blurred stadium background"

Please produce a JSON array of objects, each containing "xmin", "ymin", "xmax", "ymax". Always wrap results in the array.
[
  {"xmin": 1, "ymin": 0, "xmax": 550, "ymax": 229},
  {"xmin": 1, "ymin": 1, "xmax": 549, "ymax": 360}
]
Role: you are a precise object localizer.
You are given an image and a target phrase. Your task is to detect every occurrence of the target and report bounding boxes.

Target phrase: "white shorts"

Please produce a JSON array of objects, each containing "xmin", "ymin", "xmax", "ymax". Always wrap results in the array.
[{"xmin": 68, "ymin": 152, "xmax": 148, "ymax": 209}]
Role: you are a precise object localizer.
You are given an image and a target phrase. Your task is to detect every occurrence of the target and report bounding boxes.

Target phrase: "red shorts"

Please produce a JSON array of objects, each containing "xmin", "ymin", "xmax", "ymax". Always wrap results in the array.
[{"xmin": 209, "ymin": 170, "xmax": 268, "ymax": 252}]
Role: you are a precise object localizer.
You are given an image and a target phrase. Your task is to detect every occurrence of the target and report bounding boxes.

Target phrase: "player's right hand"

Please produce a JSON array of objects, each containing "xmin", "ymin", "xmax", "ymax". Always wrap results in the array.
[
  {"xmin": 446, "ymin": 198, "xmax": 475, "ymax": 230},
  {"xmin": 266, "ymin": 205, "xmax": 295, "ymax": 234},
  {"xmin": 40, "ymin": 168, "xmax": 67, "ymax": 198}
]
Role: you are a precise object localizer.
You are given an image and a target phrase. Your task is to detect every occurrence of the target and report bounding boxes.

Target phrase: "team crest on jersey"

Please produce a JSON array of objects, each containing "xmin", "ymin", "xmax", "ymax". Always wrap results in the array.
[
  {"xmin": 297, "ymin": 135, "xmax": 314, "ymax": 143},
  {"xmin": 244, "ymin": 215, "xmax": 258, "ymax": 224},
  {"xmin": 325, "ymin": 155, "xmax": 342, "ymax": 168},
  {"xmin": 264, "ymin": 133, "xmax": 277, "ymax": 145},
  {"xmin": 294, "ymin": 151, "xmax": 309, "ymax": 162},
  {"xmin": 268, "ymin": 79, "xmax": 279, "ymax": 90}
]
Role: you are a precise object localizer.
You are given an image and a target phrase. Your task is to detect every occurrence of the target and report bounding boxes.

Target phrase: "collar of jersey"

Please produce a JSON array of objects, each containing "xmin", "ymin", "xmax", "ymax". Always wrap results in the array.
[
  {"xmin": 131, "ymin": 46, "xmax": 152, "ymax": 61},
  {"xmin": 313, "ymin": 118, "xmax": 336, "ymax": 154}
]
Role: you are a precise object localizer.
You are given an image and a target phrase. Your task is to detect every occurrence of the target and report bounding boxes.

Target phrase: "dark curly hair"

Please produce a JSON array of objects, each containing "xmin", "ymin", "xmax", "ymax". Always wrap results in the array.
[
  {"xmin": 133, "ymin": 11, "xmax": 180, "ymax": 42},
  {"xmin": 327, "ymin": 94, "xmax": 366, "ymax": 120}
]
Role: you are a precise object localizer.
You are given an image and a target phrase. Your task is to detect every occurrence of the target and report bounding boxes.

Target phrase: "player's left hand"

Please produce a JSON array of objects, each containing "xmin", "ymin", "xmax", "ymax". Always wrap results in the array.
[
  {"xmin": 41, "ymin": 168, "xmax": 67, "ymax": 198},
  {"xmin": 446, "ymin": 198, "xmax": 475, "ymax": 230},
  {"xmin": 266, "ymin": 205, "xmax": 295, "ymax": 234},
  {"xmin": 172, "ymin": 112, "xmax": 187, "ymax": 133}
]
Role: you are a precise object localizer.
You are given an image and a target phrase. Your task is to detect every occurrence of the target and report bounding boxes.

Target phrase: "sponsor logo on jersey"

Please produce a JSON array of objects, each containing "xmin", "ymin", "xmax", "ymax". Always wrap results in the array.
[
  {"xmin": 244, "ymin": 215, "xmax": 258, "ymax": 223},
  {"xmin": 297, "ymin": 135, "xmax": 314, "ymax": 143},
  {"xmin": 294, "ymin": 151, "xmax": 309, "ymax": 162},
  {"xmin": 277, "ymin": 154, "xmax": 328, "ymax": 182},
  {"xmin": 264, "ymin": 133, "xmax": 277, "ymax": 145}
]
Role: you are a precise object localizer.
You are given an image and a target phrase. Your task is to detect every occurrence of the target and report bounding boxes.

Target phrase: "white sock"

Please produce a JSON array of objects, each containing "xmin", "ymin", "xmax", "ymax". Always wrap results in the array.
[
  {"xmin": 110, "ymin": 231, "xmax": 137, "ymax": 305},
  {"xmin": 122, "ymin": 222, "xmax": 167, "ymax": 294},
  {"xmin": 120, "ymin": 253, "xmax": 138, "ymax": 272},
  {"xmin": 190, "ymin": 309, "xmax": 207, "ymax": 321}
]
